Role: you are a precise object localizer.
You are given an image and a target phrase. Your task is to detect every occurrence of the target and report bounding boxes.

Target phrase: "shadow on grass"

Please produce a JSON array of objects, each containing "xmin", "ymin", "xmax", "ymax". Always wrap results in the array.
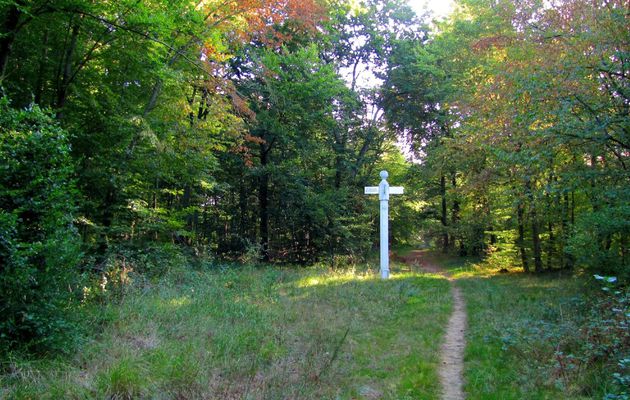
[{"xmin": 2, "ymin": 264, "xmax": 454, "ymax": 400}]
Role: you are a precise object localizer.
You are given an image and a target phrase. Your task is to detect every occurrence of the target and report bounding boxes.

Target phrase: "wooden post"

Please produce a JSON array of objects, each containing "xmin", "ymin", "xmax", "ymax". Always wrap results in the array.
[{"xmin": 365, "ymin": 170, "xmax": 404, "ymax": 279}]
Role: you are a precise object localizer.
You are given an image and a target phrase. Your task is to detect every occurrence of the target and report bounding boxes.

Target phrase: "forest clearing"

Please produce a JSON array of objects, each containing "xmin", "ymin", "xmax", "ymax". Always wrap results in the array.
[
  {"xmin": 1, "ymin": 252, "xmax": 616, "ymax": 399},
  {"xmin": 1, "ymin": 0, "xmax": 628, "ymax": 398}
]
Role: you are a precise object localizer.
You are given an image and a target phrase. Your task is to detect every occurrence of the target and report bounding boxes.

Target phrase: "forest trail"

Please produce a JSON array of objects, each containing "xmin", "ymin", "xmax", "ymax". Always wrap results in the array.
[{"xmin": 400, "ymin": 251, "xmax": 467, "ymax": 400}]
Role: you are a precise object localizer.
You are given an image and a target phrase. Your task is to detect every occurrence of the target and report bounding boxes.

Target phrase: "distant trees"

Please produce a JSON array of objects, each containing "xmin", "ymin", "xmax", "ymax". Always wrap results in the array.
[
  {"xmin": 16, "ymin": 0, "xmax": 425, "ymax": 258},
  {"xmin": 382, "ymin": 0, "xmax": 629, "ymax": 275},
  {"xmin": 207, "ymin": 0, "xmax": 424, "ymax": 263}
]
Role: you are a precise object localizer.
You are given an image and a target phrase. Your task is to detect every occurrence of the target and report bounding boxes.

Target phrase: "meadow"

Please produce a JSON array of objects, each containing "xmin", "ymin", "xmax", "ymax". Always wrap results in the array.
[
  {"xmin": 1, "ymin": 262, "xmax": 452, "ymax": 399},
  {"xmin": 2, "ymin": 253, "xmax": 626, "ymax": 399}
]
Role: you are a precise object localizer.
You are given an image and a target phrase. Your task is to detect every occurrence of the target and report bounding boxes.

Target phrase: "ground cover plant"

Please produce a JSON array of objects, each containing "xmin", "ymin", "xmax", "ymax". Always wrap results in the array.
[
  {"xmin": 439, "ymin": 255, "xmax": 630, "ymax": 400},
  {"xmin": 0, "ymin": 261, "xmax": 451, "ymax": 399}
]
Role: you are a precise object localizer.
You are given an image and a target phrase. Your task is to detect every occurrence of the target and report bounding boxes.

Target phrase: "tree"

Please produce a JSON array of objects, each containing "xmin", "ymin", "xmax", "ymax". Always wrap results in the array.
[
  {"xmin": 389, "ymin": 0, "xmax": 629, "ymax": 273},
  {"xmin": 0, "ymin": 99, "xmax": 81, "ymax": 351}
]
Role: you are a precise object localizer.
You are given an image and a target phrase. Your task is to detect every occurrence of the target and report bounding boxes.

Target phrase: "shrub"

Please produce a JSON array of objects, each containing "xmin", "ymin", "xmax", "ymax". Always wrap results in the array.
[
  {"xmin": 0, "ymin": 99, "xmax": 81, "ymax": 352},
  {"xmin": 567, "ymin": 201, "xmax": 630, "ymax": 278}
]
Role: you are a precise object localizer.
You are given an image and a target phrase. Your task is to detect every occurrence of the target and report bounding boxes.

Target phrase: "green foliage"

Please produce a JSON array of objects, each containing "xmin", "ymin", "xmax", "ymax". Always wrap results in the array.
[
  {"xmin": 215, "ymin": 41, "xmax": 398, "ymax": 263},
  {"xmin": 0, "ymin": 0, "xmax": 425, "ymax": 278},
  {"xmin": 0, "ymin": 0, "xmax": 424, "ymax": 357},
  {"xmin": 592, "ymin": 275, "xmax": 630, "ymax": 400},
  {"xmin": 381, "ymin": 0, "xmax": 630, "ymax": 275},
  {"xmin": 569, "ymin": 201, "xmax": 630, "ymax": 277},
  {"xmin": 0, "ymin": 99, "xmax": 81, "ymax": 352}
]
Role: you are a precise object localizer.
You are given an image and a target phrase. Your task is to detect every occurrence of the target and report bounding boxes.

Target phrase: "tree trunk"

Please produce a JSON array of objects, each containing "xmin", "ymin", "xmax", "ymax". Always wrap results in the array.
[
  {"xmin": 440, "ymin": 175, "xmax": 449, "ymax": 253},
  {"xmin": 238, "ymin": 173, "xmax": 247, "ymax": 241},
  {"xmin": 0, "ymin": 3, "xmax": 21, "ymax": 80},
  {"xmin": 451, "ymin": 173, "xmax": 462, "ymax": 254},
  {"xmin": 34, "ymin": 29, "xmax": 50, "ymax": 104},
  {"xmin": 196, "ymin": 86, "xmax": 209, "ymax": 121},
  {"xmin": 333, "ymin": 131, "xmax": 345, "ymax": 189},
  {"xmin": 352, "ymin": 127, "xmax": 376, "ymax": 180},
  {"xmin": 259, "ymin": 144, "xmax": 270, "ymax": 262},
  {"xmin": 517, "ymin": 201, "xmax": 529, "ymax": 272},
  {"xmin": 144, "ymin": 79, "xmax": 163, "ymax": 117},
  {"xmin": 56, "ymin": 21, "xmax": 80, "ymax": 118},
  {"xmin": 523, "ymin": 176, "xmax": 543, "ymax": 273},
  {"xmin": 531, "ymin": 206, "xmax": 543, "ymax": 273},
  {"xmin": 335, "ymin": 152, "xmax": 343, "ymax": 189},
  {"xmin": 561, "ymin": 191, "xmax": 574, "ymax": 269},
  {"xmin": 546, "ymin": 222, "xmax": 555, "ymax": 270},
  {"xmin": 181, "ymin": 184, "xmax": 194, "ymax": 245},
  {"xmin": 451, "ymin": 174, "xmax": 460, "ymax": 223}
]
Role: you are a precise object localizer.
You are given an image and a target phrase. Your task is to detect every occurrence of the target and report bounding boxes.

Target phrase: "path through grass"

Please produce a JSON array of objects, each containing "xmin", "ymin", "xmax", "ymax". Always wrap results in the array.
[
  {"xmin": 437, "ymin": 254, "xmax": 616, "ymax": 400},
  {"xmin": 1, "ymin": 263, "xmax": 452, "ymax": 399}
]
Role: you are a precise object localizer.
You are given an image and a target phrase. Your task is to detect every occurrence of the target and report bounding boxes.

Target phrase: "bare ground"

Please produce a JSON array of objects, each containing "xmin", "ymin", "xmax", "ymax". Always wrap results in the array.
[{"xmin": 401, "ymin": 251, "xmax": 467, "ymax": 400}]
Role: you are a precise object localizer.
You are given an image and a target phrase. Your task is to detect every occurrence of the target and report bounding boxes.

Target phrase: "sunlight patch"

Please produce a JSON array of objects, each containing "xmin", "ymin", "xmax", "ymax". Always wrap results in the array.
[
  {"xmin": 166, "ymin": 296, "xmax": 192, "ymax": 308},
  {"xmin": 296, "ymin": 271, "xmax": 375, "ymax": 288}
]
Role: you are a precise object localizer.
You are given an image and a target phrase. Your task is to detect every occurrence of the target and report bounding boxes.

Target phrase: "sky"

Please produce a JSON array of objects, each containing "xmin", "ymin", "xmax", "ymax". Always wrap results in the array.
[
  {"xmin": 398, "ymin": 1, "xmax": 457, "ymax": 160},
  {"xmin": 408, "ymin": 0, "xmax": 455, "ymax": 20},
  {"xmin": 339, "ymin": 0, "xmax": 456, "ymax": 94},
  {"xmin": 345, "ymin": 0, "xmax": 456, "ymax": 90}
]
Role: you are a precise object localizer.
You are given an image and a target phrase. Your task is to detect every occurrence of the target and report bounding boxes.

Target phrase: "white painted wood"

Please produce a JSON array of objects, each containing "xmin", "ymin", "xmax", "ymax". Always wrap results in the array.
[
  {"xmin": 364, "ymin": 170, "xmax": 404, "ymax": 279},
  {"xmin": 380, "ymin": 195, "xmax": 389, "ymax": 278}
]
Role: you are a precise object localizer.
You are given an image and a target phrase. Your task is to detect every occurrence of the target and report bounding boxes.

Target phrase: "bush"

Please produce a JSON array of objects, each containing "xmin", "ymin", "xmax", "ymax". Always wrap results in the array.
[
  {"xmin": 491, "ymin": 274, "xmax": 629, "ymax": 398},
  {"xmin": 567, "ymin": 199, "xmax": 630, "ymax": 278},
  {"xmin": 0, "ymin": 99, "xmax": 81, "ymax": 352}
]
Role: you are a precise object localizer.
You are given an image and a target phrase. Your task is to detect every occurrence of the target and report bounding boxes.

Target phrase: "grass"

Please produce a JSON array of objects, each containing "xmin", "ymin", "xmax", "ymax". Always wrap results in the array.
[
  {"xmin": 438, "ymin": 254, "xmax": 619, "ymax": 400},
  {"xmin": 0, "ymin": 262, "xmax": 452, "ymax": 399},
  {"xmin": 4, "ymin": 251, "xmax": 623, "ymax": 399}
]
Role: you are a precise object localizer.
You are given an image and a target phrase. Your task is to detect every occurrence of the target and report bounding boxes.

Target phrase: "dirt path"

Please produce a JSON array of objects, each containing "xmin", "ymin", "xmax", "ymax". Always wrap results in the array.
[{"xmin": 400, "ymin": 251, "xmax": 467, "ymax": 400}]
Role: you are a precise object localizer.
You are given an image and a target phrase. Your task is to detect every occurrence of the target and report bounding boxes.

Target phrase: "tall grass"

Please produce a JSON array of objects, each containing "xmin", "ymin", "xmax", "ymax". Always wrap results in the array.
[
  {"xmin": 1, "ymin": 262, "xmax": 451, "ymax": 399},
  {"xmin": 444, "ymin": 256, "xmax": 626, "ymax": 400}
]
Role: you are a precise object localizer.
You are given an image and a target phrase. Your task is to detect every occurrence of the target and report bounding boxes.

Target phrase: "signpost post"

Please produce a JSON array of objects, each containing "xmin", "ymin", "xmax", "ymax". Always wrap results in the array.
[{"xmin": 364, "ymin": 170, "xmax": 404, "ymax": 279}]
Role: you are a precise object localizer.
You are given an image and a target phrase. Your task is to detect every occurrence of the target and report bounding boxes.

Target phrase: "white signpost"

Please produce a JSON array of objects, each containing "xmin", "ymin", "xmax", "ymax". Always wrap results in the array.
[{"xmin": 364, "ymin": 170, "xmax": 404, "ymax": 279}]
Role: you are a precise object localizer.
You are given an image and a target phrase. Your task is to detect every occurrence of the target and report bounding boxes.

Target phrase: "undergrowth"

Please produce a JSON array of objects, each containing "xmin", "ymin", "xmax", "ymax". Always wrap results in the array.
[
  {"xmin": 444, "ymin": 255, "xmax": 629, "ymax": 400},
  {"xmin": 0, "ymin": 259, "xmax": 451, "ymax": 399}
]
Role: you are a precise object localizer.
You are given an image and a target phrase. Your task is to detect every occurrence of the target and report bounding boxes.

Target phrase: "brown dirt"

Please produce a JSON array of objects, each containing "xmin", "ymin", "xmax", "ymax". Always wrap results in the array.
[{"xmin": 401, "ymin": 251, "xmax": 467, "ymax": 400}]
